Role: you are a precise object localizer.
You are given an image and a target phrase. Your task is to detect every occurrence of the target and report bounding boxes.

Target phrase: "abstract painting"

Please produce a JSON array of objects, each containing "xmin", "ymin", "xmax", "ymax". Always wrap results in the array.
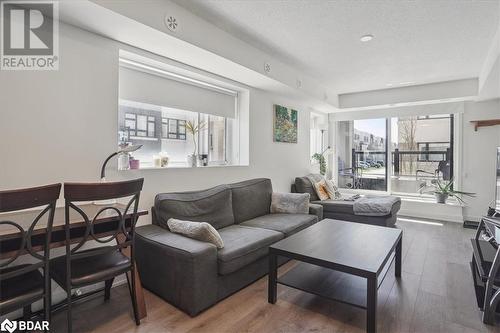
[{"xmin": 273, "ymin": 104, "xmax": 298, "ymax": 143}]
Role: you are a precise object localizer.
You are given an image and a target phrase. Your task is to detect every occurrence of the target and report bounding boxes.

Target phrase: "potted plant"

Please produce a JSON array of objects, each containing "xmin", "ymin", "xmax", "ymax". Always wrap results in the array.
[
  {"xmin": 311, "ymin": 153, "xmax": 326, "ymax": 175},
  {"xmin": 311, "ymin": 146, "xmax": 331, "ymax": 176},
  {"xmin": 419, "ymin": 178, "xmax": 475, "ymax": 204},
  {"xmin": 185, "ymin": 120, "xmax": 206, "ymax": 167}
]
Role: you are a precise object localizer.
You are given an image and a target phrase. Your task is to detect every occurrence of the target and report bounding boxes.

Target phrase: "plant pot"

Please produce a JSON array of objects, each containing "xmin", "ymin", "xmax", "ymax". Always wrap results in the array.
[
  {"xmin": 187, "ymin": 154, "xmax": 198, "ymax": 167},
  {"xmin": 435, "ymin": 193, "xmax": 449, "ymax": 204}
]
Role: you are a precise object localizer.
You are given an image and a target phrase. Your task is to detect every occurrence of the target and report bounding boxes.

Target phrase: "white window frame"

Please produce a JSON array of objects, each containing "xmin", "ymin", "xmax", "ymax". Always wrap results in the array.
[{"xmin": 333, "ymin": 115, "xmax": 462, "ymax": 198}]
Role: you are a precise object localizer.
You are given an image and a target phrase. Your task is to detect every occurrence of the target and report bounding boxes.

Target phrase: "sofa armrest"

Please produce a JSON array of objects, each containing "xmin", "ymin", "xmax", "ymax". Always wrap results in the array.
[
  {"xmin": 309, "ymin": 203, "xmax": 323, "ymax": 221},
  {"xmin": 135, "ymin": 224, "xmax": 218, "ymax": 316}
]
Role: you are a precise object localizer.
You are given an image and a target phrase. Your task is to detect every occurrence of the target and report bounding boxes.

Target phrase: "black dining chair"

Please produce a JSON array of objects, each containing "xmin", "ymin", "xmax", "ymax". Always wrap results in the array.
[
  {"xmin": 0, "ymin": 183, "xmax": 62, "ymax": 323},
  {"xmin": 49, "ymin": 178, "xmax": 144, "ymax": 332}
]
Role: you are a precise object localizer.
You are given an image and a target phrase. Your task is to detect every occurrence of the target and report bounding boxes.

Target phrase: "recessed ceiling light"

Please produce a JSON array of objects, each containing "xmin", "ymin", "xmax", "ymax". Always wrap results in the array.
[
  {"xmin": 386, "ymin": 83, "xmax": 393, "ymax": 87},
  {"xmin": 399, "ymin": 81, "xmax": 415, "ymax": 85},
  {"xmin": 360, "ymin": 34, "xmax": 374, "ymax": 42}
]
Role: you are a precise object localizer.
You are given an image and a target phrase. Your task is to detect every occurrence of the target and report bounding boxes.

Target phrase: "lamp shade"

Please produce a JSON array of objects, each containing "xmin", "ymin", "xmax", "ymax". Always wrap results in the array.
[{"xmin": 119, "ymin": 144, "xmax": 142, "ymax": 154}]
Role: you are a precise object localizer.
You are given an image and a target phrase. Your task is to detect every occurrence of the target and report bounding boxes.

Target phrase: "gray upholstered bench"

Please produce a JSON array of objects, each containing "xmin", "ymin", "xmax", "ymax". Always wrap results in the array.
[{"xmin": 292, "ymin": 176, "xmax": 401, "ymax": 227}]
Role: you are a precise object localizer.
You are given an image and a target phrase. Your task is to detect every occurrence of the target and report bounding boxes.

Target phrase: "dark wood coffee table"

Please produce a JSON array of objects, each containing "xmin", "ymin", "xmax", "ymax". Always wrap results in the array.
[{"xmin": 268, "ymin": 219, "xmax": 402, "ymax": 333}]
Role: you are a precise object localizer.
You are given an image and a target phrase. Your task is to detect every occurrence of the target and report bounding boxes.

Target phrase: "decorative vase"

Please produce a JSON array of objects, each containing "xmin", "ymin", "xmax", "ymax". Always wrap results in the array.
[
  {"xmin": 435, "ymin": 193, "xmax": 448, "ymax": 204},
  {"xmin": 129, "ymin": 159, "xmax": 140, "ymax": 170},
  {"xmin": 187, "ymin": 154, "xmax": 198, "ymax": 167},
  {"xmin": 159, "ymin": 152, "xmax": 169, "ymax": 167},
  {"xmin": 118, "ymin": 152, "xmax": 130, "ymax": 170}
]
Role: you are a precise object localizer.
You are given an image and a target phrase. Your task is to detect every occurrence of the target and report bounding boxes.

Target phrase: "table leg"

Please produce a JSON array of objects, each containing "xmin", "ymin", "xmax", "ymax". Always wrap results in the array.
[
  {"xmin": 268, "ymin": 251, "xmax": 277, "ymax": 304},
  {"xmin": 118, "ymin": 234, "xmax": 147, "ymax": 319},
  {"xmin": 367, "ymin": 277, "xmax": 377, "ymax": 333},
  {"xmin": 395, "ymin": 236, "xmax": 402, "ymax": 278},
  {"xmin": 127, "ymin": 264, "xmax": 147, "ymax": 319}
]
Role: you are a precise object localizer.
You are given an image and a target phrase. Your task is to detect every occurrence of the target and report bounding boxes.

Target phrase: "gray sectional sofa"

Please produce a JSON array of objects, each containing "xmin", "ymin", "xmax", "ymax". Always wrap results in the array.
[
  {"xmin": 293, "ymin": 176, "xmax": 401, "ymax": 227},
  {"xmin": 135, "ymin": 178, "xmax": 322, "ymax": 316}
]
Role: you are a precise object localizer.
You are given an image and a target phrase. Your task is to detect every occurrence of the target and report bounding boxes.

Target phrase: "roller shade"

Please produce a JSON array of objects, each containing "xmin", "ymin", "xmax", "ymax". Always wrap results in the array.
[{"xmin": 119, "ymin": 66, "xmax": 236, "ymax": 119}]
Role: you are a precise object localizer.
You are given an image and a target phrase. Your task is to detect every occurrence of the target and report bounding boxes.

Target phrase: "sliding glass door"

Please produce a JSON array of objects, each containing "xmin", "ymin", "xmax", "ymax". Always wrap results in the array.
[{"xmin": 337, "ymin": 118, "xmax": 388, "ymax": 191}]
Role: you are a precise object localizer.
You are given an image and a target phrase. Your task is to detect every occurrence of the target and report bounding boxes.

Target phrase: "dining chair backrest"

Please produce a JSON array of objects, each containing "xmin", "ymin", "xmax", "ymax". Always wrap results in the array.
[
  {"xmin": 0, "ymin": 183, "xmax": 61, "ymax": 280},
  {"xmin": 63, "ymin": 178, "xmax": 144, "ymax": 259}
]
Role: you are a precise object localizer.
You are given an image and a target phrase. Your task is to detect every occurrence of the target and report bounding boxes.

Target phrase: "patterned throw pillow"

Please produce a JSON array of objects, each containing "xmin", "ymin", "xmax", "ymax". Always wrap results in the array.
[
  {"xmin": 324, "ymin": 179, "xmax": 342, "ymax": 200},
  {"xmin": 271, "ymin": 192, "xmax": 310, "ymax": 214},
  {"xmin": 167, "ymin": 218, "xmax": 224, "ymax": 249},
  {"xmin": 313, "ymin": 179, "xmax": 330, "ymax": 201}
]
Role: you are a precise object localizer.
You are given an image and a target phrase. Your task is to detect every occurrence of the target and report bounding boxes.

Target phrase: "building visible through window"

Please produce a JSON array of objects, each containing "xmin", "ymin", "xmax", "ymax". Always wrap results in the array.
[
  {"xmin": 119, "ymin": 100, "xmax": 232, "ymax": 167},
  {"xmin": 162, "ymin": 118, "xmax": 186, "ymax": 140}
]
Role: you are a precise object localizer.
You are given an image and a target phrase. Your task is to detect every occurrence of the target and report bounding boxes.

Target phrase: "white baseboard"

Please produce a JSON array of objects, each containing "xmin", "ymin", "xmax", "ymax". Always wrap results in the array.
[{"xmin": 399, "ymin": 198, "xmax": 464, "ymax": 223}]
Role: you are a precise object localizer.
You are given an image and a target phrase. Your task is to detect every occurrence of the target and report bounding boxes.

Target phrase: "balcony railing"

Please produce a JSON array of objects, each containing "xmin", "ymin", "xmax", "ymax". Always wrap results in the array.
[{"xmin": 338, "ymin": 148, "xmax": 452, "ymax": 191}]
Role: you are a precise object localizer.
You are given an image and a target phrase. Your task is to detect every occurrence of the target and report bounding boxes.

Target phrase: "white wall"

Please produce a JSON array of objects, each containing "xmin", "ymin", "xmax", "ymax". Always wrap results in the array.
[
  {"xmin": 0, "ymin": 23, "xmax": 313, "ymax": 223},
  {"xmin": 462, "ymin": 99, "xmax": 500, "ymax": 221},
  {"xmin": 88, "ymin": 0, "xmax": 336, "ymax": 110}
]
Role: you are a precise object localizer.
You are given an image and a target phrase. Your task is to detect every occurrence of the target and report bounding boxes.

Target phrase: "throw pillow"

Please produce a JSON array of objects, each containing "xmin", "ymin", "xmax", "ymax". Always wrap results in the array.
[
  {"xmin": 313, "ymin": 179, "xmax": 330, "ymax": 201},
  {"xmin": 167, "ymin": 218, "xmax": 224, "ymax": 249},
  {"xmin": 324, "ymin": 179, "xmax": 342, "ymax": 199},
  {"xmin": 270, "ymin": 192, "xmax": 310, "ymax": 214}
]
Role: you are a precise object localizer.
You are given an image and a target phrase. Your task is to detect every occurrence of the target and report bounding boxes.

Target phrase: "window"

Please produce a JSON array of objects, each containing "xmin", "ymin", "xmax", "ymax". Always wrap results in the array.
[
  {"xmin": 119, "ymin": 100, "xmax": 234, "ymax": 167},
  {"xmin": 117, "ymin": 54, "xmax": 245, "ymax": 168},
  {"xmin": 391, "ymin": 114, "xmax": 453, "ymax": 195},
  {"xmin": 124, "ymin": 113, "xmax": 156, "ymax": 138},
  {"xmin": 199, "ymin": 114, "xmax": 226, "ymax": 163},
  {"xmin": 162, "ymin": 118, "xmax": 186, "ymax": 140},
  {"xmin": 335, "ymin": 113, "xmax": 455, "ymax": 195},
  {"xmin": 337, "ymin": 118, "xmax": 388, "ymax": 191}
]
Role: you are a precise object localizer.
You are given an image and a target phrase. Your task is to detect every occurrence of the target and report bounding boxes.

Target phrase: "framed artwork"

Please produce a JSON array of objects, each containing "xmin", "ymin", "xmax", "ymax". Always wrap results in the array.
[{"xmin": 273, "ymin": 104, "xmax": 298, "ymax": 143}]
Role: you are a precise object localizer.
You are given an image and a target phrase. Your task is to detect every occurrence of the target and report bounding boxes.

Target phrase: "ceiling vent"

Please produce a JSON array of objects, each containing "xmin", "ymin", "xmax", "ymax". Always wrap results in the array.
[
  {"xmin": 264, "ymin": 63, "xmax": 271, "ymax": 73},
  {"xmin": 165, "ymin": 15, "xmax": 178, "ymax": 32}
]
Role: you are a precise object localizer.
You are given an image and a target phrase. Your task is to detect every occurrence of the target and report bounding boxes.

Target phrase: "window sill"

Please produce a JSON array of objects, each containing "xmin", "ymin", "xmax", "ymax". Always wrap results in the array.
[
  {"xmin": 129, "ymin": 136, "xmax": 159, "ymax": 142},
  {"xmin": 339, "ymin": 189, "xmax": 462, "ymax": 206},
  {"xmin": 397, "ymin": 195, "xmax": 462, "ymax": 206},
  {"xmin": 119, "ymin": 164, "xmax": 247, "ymax": 171}
]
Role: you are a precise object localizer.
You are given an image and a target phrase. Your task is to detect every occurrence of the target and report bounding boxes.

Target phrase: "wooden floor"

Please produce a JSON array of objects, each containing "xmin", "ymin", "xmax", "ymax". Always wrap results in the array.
[{"xmin": 50, "ymin": 219, "xmax": 500, "ymax": 333}]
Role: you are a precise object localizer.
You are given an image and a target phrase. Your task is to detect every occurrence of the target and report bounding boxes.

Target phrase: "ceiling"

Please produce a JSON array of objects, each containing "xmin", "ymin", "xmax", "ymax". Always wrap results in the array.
[{"xmin": 173, "ymin": 0, "xmax": 499, "ymax": 95}]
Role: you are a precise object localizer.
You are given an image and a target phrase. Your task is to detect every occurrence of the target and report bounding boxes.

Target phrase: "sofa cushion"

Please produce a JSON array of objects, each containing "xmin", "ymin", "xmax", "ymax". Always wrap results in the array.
[
  {"xmin": 217, "ymin": 225, "xmax": 283, "ymax": 275},
  {"xmin": 230, "ymin": 178, "xmax": 273, "ymax": 223},
  {"xmin": 240, "ymin": 213, "xmax": 317, "ymax": 237},
  {"xmin": 294, "ymin": 176, "xmax": 319, "ymax": 201},
  {"xmin": 155, "ymin": 184, "xmax": 234, "ymax": 230},
  {"xmin": 312, "ymin": 198, "xmax": 401, "ymax": 217},
  {"xmin": 312, "ymin": 199, "xmax": 355, "ymax": 214},
  {"xmin": 270, "ymin": 192, "xmax": 310, "ymax": 214}
]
